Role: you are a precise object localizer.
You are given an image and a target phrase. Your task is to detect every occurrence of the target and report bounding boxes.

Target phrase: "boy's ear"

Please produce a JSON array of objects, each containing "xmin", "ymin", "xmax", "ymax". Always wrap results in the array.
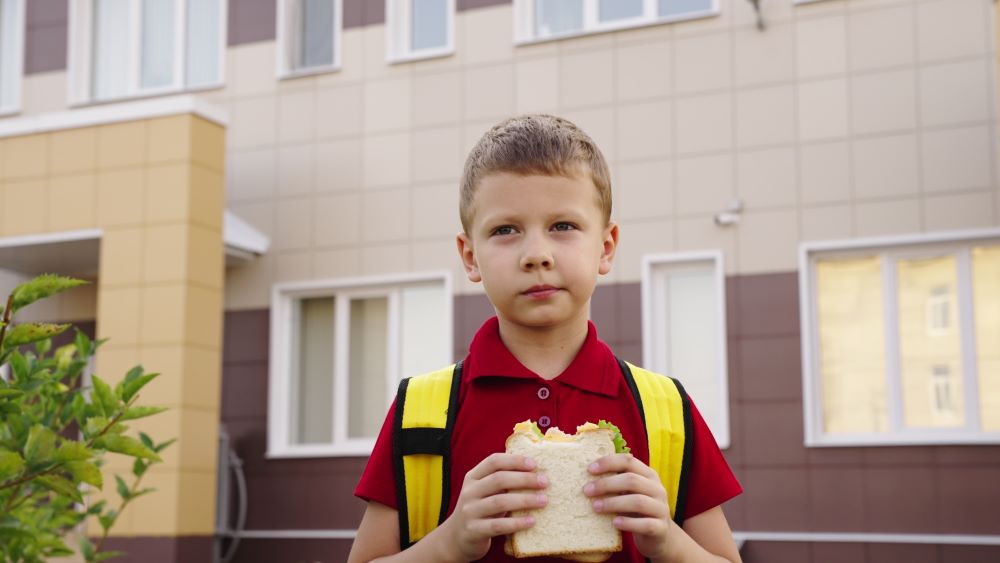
[
  {"xmin": 456, "ymin": 232, "xmax": 482, "ymax": 283},
  {"xmin": 598, "ymin": 222, "xmax": 619, "ymax": 276}
]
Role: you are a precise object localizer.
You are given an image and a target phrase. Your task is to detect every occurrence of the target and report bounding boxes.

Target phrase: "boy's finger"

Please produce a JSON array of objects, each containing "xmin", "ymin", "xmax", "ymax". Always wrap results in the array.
[
  {"xmin": 473, "ymin": 470, "xmax": 548, "ymax": 498},
  {"xmin": 467, "ymin": 453, "xmax": 536, "ymax": 480},
  {"xmin": 588, "ymin": 453, "xmax": 657, "ymax": 479},
  {"xmin": 467, "ymin": 491, "xmax": 548, "ymax": 519},
  {"xmin": 591, "ymin": 494, "xmax": 668, "ymax": 520},
  {"xmin": 610, "ymin": 515, "xmax": 669, "ymax": 537},
  {"xmin": 583, "ymin": 472, "xmax": 665, "ymax": 501},
  {"xmin": 468, "ymin": 514, "xmax": 537, "ymax": 538}
]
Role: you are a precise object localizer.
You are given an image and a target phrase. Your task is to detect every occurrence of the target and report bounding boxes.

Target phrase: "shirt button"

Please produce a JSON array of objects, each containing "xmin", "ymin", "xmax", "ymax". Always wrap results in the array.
[
  {"xmin": 538, "ymin": 415, "xmax": 551, "ymax": 428},
  {"xmin": 537, "ymin": 387, "xmax": 550, "ymax": 400}
]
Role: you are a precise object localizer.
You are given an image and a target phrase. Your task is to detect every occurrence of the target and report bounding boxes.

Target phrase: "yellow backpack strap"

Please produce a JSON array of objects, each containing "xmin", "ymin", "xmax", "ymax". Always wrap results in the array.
[
  {"xmin": 617, "ymin": 358, "xmax": 693, "ymax": 526},
  {"xmin": 392, "ymin": 362, "xmax": 463, "ymax": 549}
]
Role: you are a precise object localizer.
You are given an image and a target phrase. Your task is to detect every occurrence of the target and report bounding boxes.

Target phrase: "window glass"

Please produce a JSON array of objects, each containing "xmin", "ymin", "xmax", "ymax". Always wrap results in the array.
[
  {"xmin": 896, "ymin": 255, "xmax": 964, "ymax": 429},
  {"xmin": 294, "ymin": 297, "xmax": 335, "ymax": 445},
  {"xmin": 973, "ymin": 246, "xmax": 1000, "ymax": 430},
  {"xmin": 411, "ymin": 0, "xmax": 448, "ymax": 51},
  {"xmin": 599, "ymin": 0, "xmax": 642, "ymax": 23},
  {"xmin": 92, "ymin": 0, "xmax": 130, "ymax": 99},
  {"xmin": 401, "ymin": 284, "xmax": 449, "ymax": 380},
  {"xmin": 348, "ymin": 297, "xmax": 389, "ymax": 439},
  {"xmin": 658, "ymin": 0, "xmax": 713, "ymax": 18},
  {"xmin": 141, "ymin": 0, "xmax": 176, "ymax": 89},
  {"xmin": 299, "ymin": 0, "xmax": 334, "ymax": 69},
  {"xmin": 535, "ymin": 0, "xmax": 582, "ymax": 37},
  {"xmin": 186, "ymin": 0, "xmax": 221, "ymax": 87},
  {"xmin": 816, "ymin": 256, "xmax": 888, "ymax": 435}
]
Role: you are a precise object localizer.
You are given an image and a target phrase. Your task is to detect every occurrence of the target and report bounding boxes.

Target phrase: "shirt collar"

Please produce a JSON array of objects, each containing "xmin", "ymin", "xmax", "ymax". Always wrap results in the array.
[{"xmin": 465, "ymin": 316, "xmax": 621, "ymax": 397}]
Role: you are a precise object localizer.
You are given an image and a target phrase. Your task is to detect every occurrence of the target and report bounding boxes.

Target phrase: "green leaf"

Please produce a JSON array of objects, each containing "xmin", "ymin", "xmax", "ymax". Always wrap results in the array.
[
  {"xmin": 84, "ymin": 416, "xmax": 110, "ymax": 438},
  {"xmin": 35, "ymin": 337, "xmax": 53, "ymax": 356},
  {"xmin": 55, "ymin": 343, "xmax": 77, "ymax": 371},
  {"xmin": 153, "ymin": 438, "xmax": 176, "ymax": 454},
  {"xmin": 8, "ymin": 352, "xmax": 29, "ymax": 381},
  {"xmin": 10, "ymin": 274, "xmax": 89, "ymax": 313},
  {"xmin": 0, "ymin": 449, "xmax": 26, "ymax": 481},
  {"xmin": 98, "ymin": 509, "xmax": 117, "ymax": 533},
  {"xmin": 93, "ymin": 434, "xmax": 161, "ymax": 461},
  {"xmin": 91, "ymin": 376, "xmax": 117, "ymax": 418},
  {"xmin": 24, "ymin": 425, "xmax": 58, "ymax": 464},
  {"xmin": 95, "ymin": 550, "xmax": 126, "ymax": 562},
  {"xmin": 129, "ymin": 487, "xmax": 156, "ymax": 501},
  {"xmin": 4, "ymin": 323, "xmax": 71, "ymax": 348},
  {"xmin": 0, "ymin": 388, "xmax": 24, "ymax": 398},
  {"xmin": 36, "ymin": 474, "xmax": 84, "ymax": 503},
  {"xmin": 119, "ymin": 405, "xmax": 168, "ymax": 421},
  {"xmin": 75, "ymin": 329, "xmax": 93, "ymax": 359},
  {"xmin": 114, "ymin": 474, "xmax": 130, "ymax": 500},
  {"xmin": 132, "ymin": 458, "xmax": 148, "ymax": 478},
  {"xmin": 66, "ymin": 461, "xmax": 103, "ymax": 488},
  {"xmin": 87, "ymin": 500, "xmax": 107, "ymax": 515},
  {"xmin": 54, "ymin": 441, "xmax": 94, "ymax": 462},
  {"xmin": 79, "ymin": 535, "xmax": 96, "ymax": 561},
  {"xmin": 121, "ymin": 372, "xmax": 159, "ymax": 403},
  {"xmin": 139, "ymin": 432, "xmax": 154, "ymax": 450}
]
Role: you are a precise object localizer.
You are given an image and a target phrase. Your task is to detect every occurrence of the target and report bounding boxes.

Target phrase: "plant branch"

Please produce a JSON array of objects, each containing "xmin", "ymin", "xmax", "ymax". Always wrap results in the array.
[{"xmin": 0, "ymin": 293, "xmax": 13, "ymax": 351}]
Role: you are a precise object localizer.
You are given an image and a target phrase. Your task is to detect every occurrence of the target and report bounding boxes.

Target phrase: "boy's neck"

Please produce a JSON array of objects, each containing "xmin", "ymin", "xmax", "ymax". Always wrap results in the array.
[{"xmin": 496, "ymin": 313, "xmax": 590, "ymax": 380}]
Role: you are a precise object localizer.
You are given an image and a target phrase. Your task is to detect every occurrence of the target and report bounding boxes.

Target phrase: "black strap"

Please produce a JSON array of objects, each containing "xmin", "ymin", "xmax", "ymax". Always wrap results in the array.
[
  {"xmin": 670, "ymin": 375, "xmax": 694, "ymax": 528},
  {"xmin": 392, "ymin": 377, "xmax": 411, "ymax": 548}
]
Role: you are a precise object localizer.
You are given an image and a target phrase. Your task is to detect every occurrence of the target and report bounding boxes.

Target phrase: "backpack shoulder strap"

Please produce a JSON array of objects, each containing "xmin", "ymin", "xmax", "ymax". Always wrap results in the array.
[
  {"xmin": 392, "ymin": 362, "xmax": 463, "ymax": 549},
  {"xmin": 617, "ymin": 358, "xmax": 694, "ymax": 526}
]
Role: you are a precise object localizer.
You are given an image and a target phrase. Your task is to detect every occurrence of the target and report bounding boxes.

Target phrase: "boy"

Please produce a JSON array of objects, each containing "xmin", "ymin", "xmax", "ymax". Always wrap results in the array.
[{"xmin": 348, "ymin": 115, "xmax": 742, "ymax": 563}]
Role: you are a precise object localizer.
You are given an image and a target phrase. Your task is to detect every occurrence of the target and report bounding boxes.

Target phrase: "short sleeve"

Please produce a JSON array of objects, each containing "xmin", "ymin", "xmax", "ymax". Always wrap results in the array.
[
  {"xmin": 682, "ymin": 397, "xmax": 742, "ymax": 519},
  {"xmin": 354, "ymin": 400, "xmax": 399, "ymax": 509}
]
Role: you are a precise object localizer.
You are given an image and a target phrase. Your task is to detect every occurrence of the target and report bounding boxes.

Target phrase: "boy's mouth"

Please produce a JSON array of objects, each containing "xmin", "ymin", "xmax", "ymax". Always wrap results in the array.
[{"xmin": 522, "ymin": 285, "xmax": 559, "ymax": 299}]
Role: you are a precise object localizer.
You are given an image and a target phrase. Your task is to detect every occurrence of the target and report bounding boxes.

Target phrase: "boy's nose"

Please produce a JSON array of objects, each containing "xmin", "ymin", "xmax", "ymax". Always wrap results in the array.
[{"xmin": 520, "ymin": 245, "xmax": 554, "ymax": 270}]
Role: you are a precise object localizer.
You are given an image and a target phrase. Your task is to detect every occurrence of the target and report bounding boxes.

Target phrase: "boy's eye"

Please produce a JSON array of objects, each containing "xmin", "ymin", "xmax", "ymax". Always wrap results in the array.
[
  {"xmin": 491, "ymin": 225, "xmax": 516, "ymax": 236},
  {"xmin": 552, "ymin": 222, "xmax": 577, "ymax": 232}
]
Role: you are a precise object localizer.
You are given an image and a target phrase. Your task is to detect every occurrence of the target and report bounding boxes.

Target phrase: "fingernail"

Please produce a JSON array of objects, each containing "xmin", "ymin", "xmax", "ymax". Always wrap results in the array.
[
  {"xmin": 536, "ymin": 494, "xmax": 547, "ymax": 505},
  {"xmin": 525, "ymin": 515, "xmax": 536, "ymax": 526},
  {"xmin": 613, "ymin": 516, "xmax": 623, "ymax": 527},
  {"xmin": 583, "ymin": 482, "xmax": 595, "ymax": 496},
  {"xmin": 524, "ymin": 458, "xmax": 536, "ymax": 469},
  {"xmin": 589, "ymin": 462, "xmax": 599, "ymax": 473},
  {"xmin": 592, "ymin": 499, "xmax": 604, "ymax": 512},
  {"xmin": 537, "ymin": 474, "xmax": 548, "ymax": 487}
]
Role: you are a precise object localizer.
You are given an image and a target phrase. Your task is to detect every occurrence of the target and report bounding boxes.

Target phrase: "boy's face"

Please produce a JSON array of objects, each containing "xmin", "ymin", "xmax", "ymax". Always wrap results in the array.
[{"xmin": 457, "ymin": 172, "xmax": 618, "ymax": 332}]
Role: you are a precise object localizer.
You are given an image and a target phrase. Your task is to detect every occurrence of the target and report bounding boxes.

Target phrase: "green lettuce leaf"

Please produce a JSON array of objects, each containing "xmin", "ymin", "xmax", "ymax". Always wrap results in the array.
[{"xmin": 597, "ymin": 420, "xmax": 630, "ymax": 454}]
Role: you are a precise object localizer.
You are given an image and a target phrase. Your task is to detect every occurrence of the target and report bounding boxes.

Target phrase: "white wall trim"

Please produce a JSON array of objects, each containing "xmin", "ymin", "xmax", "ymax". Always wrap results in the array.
[
  {"xmin": 0, "ymin": 95, "xmax": 227, "ymax": 139},
  {"xmin": 219, "ymin": 529, "xmax": 358, "ymax": 540},
  {"xmin": 732, "ymin": 531, "xmax": 1000, "ymax": 546},
  {"xmin": 0, "ymin": 229, "xmax": 102, "ymax": 249}
]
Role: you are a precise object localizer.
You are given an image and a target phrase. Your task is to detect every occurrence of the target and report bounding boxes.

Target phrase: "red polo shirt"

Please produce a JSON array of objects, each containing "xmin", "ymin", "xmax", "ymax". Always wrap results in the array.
[{"xmin": 355, "ymin": 317, "xmax": 741, "ymax": 562}]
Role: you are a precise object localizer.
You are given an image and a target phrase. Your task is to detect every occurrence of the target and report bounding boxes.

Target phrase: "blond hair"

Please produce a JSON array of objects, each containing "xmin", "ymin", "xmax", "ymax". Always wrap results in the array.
[{"xmin": 459, "ymin": 114, "xmax": 612, "ymax": 232}]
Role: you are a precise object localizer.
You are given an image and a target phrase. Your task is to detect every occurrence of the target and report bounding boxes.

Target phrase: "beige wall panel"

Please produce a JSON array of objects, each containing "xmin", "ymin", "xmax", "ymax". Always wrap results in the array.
[
  {"xmin": 614, "ymin": 220, "xmax": 675, "ymax": 282},
  {"xmin": 316, "ymin": 83, "xmax": 365, "ymax": 138},
  {"xmin": 139, "ymin": 285, "xmax": 186, "ymax": 345},
  {"xmin": 228, "ymin": 148, "xmax": 276, "ymax": 201},
  {"xmin": 851, "ymin": 70, "xmax": 917, "ymax": 136},
  {"xmin": 93, "ymin": 345, "xmax": 140, "ymax": 389},
  {"xmin": 274, "ymin": 250, "xmax": 313, "ymax": 282},
  {"xmin": 798, "ymin": 79, "xmax": 849, "ymax": 141},
  {"xmin": 230, "ymin": 96, "xmax": 277, "ymax": 150},
  {"xmin": 191, "ymin": 118, "xmax": 226, "ymax": 173},
  {"xmin": 145, "ymin": 163, "xmax": 192, "ymax": 223},
  {"xmin": 463, "ymin": 64, "xmax": 514, "ymax": 121},
  {"xmin": 21, "ymin": 72, "xmax": 68, "ymax": 116},
  {"xmin": 4, "ymin": 134, "xmax": 48, "ymax": 180},
  {"xmin": 463, "ymin": 4, "xmax": 514, "ymax": 65},
  {"xmin": 855, "ymin": 198, "xmax": 921, "ymax": 237},
  {"xmin": 919, "ymin": 60, "xmax": 992, "ymax": 127},
  {"xmin": 97, "ymin": 169, "xmax": 145, "ymax": 227},
  {"xmin": 189, "ymin": 165, "xmax": 225, "ymax": 232},
  {"xmin": 224, "ymin": 253, "xmax": 274, "ymax": 310},
  {"xmin": 413, "ymin": 71, "xmax": 464, "ymax": 126},
  {"xmin": 615, "ymin": 159, "xmax": 673, "ymax": 221},
  {"xmin": 314, "ymin": 192, "xmax": 363, "ymax": 246},
  {"xmin": 48, "ymin": 173, "xmax": 97, "ymax": 231},
  {"xmin": 187, "ymin": 225, "xmax": 225, "ymax": 289},
  {"xmin": 277, "ymin": 144, "xmax": 315, "ymax": 196},
  {"xmin": 412, "ymin": 183, "xmax": 462, "ymax": 239},
  {"xmin": 278, "ymin": 90, "xmax": 318, "ymax": 144},
  {"xmin": 321, "ymin": 28, "xmax": 364, "ymax": 85},
  {"xmin": 676, "ymin": 93, "xmax": 733, "ymax": 154},
  {"xmin": 674, "ymin": 0, "xmax": 734, "ymax": 37},
  {"xmin": 515, "ymin": 58, "xmax": 559, "ymax": 114},
  {"xmin": 560, "ymin": 49, "xmax": 614, "ymax": 109},
  {"xmin": 557, "ymin": 30, "xmax": 613, "ymax": 55},
  {"xmin": 2, "ymin": 179, "xmax": 48, "ymax": 235},
  {"xmin": 313, "ymin": 247, "xmax": 362, "ymax": 279},
  {"xmin": 562, "ymin": 106, "xmax": 616, "ymax": 161},
  {"xmin": 736, "ymin": 85, "xmax": 796, "ymax": 148},
  {"xmin": 922, "ymin": 126, "xmax": 993, "ymax": 193},
  {"xmin": 362, "ymin": 25, "xmax": 410, "ymax": 81},
  {"xmin": 363, "ymin": 188, "xmax": 411, "ymax": 243},
  {"xmin": 917, "ymin": 0, "xmax": 989, "ymax": 62},
  {"xmin": 801, "ymin": 204, "xmax": 853, "ymax": 242},
  {"xmin": 229, "ymin": 42, "xmax": 278, "ymax": 97},
  {"xmin": 675, "ymin": 32, "xmax": 731, "ymax": 94},
  {"xmin": 853, "ymin": 134, "xmax": 920, "ymax": 200},
  {"xmin": 364, "ymin": 77, "xmax": 412, "ymax": 133},
  {"xmin": 675, "ymin": 216, "xmax": 737, "ymax": 274},
  {"xmin": 737, "ymin": 147, "xmax": 797, "ymax": 209},
  {"xmin": 411, "ymin": 238, "xmax": 462, "ymax": 277},
  {"xmin": 617, "ymin": 100, "xmax": 672, "ymax": 161},
  {"xmin": 800, "ymin": 141, "xmax": 851, "ymax": 204},
  {"xmin": 363, "ymin": 132, "xmax": 411, "ymax": 187},
  {"xmin": 229, "ymin": 201, "xmax": 274, "ymax": 239},
  {"xmin": 100, "ymin": 228, "xmax": 144, "ymax": 286},
  {"xmin": 134, "ymin": 344, "xmax": 186, "ymax": 407},
  {"xmin": 98, "ymin": 121, "xmax": 147, "ymax": 170},
  {"xmin": 738, "ymin": 209, "xmax": 798, "ymax": 274},
  {"xmin": 185, "ymin": 285, "xmax": 223, "ymax": 347},
  {"xmin": 924, "ymin": 191, "xmax": 996, "ymax": 231},
  {"xmin": 796, "ymin": 15, "xmax": 847, "ymax": 79},
  {"xmin": 125, "ymin": 470, "xmax": 180, "ymax": 535},
  {"xmin": 676, "ymin": 153, "xmax": 734, "ymax": 215},
  {"xmin": 147, "ymin": 115, "xmax": 193, "ymax": 165},
  {"xmin": 616, "ymin": 41, "xmax": 671, "ymax": 102},
  {"xmin": 795, "ymin": 0, "xmax": 846, "ymax": 18},
  {"xmin": 50, "ymin": 128, "xmax": 97, "ymax": 176},
  {"xmin": 96, "ymin": 286, "xmax": 142, "ymax": 345},
  {"xmin": 848, "ymin": 4, "xmax": 915, "ymax": 72},
  {"xmin": 174, "ymin": 469, "xmax": 218, "ymax": 534},
  {"xmin": 316, "ymin": 138, "xmax": 363, "ymax": 192},
  {"xmin": 733, "ymin": 23, "xmax": 794, "ymax": 87},
  {"xmin": 361, "ymin": 243, "xmax": 412, "ymax": 276},
  {"xmin": 274, "ymin": 198, "xmax": 314, "ymax": 249},
  {"xmin": 412, "ymin": 126, "xmax": 463, "ymax": 183}
]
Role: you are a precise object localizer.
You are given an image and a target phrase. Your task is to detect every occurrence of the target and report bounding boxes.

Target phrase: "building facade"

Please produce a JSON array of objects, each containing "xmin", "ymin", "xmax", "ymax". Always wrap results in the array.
[{"xmin": 0, "ymin": 0, "xmax": 998, "ymax": 562}]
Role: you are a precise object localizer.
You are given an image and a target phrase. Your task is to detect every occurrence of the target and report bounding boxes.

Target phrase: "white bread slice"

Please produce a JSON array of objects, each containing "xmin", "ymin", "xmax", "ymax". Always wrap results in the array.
[
  {"xmin": 504, "ymin": 537, "xmax": 610, "ymax": 562},
  {"xmin": 505, "ymin": 423, "xmax": 621, "ymax": 559}
]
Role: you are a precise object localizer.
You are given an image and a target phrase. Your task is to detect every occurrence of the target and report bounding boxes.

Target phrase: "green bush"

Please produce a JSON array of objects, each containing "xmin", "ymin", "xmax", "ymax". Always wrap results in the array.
[{"xmin": 0, "ymin": 275, "xmax": 173, "ymax": 563}]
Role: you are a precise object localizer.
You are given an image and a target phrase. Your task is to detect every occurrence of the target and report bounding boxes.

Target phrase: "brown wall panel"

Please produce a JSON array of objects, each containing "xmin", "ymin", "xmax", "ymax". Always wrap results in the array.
[
  {"xmin": 98, "ymin": 536, "xmax": 213, "ymax": 563},
  {"xmin": 25, "ymin": 0, "xmax": 67, "ymax": 75},
  {"xmin": 227, "ymin": 538, "xmax": 353, "ymax": 563}
]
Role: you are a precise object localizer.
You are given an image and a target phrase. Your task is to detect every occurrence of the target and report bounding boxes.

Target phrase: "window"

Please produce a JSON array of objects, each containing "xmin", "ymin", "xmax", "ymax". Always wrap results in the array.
[
  {"xmin": 386, "ymin": 0, "xmax": 455, "ymax": 63},
  {"xmin": 801, "ymin": 231, "xmax": 1000, "ymax": 446},
  {"xmin": 268, "ymin": 273, "xmax": 452, "ymax": 457},
  {"xmin": 277, "ymin": 0, "xmax": 341, "ymax": 78},
  {"xmin": 68, "ymin": 0, "xmax": 225, "ymax": 104},
  {"xmin": 642, "ymin": 252, "xmax": 730, "ymax": 448},
  {"xmin": 514, "ymin": 0, "xmax": 717, "ymax": 43},
  {"xmin": 0, "ymin": 0, "xmax": 24, "ymax": 115}
]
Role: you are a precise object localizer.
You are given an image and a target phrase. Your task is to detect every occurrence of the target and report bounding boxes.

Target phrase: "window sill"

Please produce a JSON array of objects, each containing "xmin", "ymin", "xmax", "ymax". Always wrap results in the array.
[
  {"xmin": 806, "ymin": 433, "xmax": 1000, "ymax": 447},
  {"xmin": 514, "ymin": 8, "xmax": 719, "ymax": 47},
  {"xmin": 267, "ymin": 442, "xmax": 376, "ymax": 459},
  {"xmin": 69, "ymin": 82, "xmax": 225, "ymax": 109},
  {"xmin": 278, "ymin": 65, "xmax": 341, "ymax": 81},
  {"xmin": 386, "ymin": 47, "xmax": 455, "ymax": 65},
  {"xmin": 0, "ymin": 107, "xmax": 21, "ymax": 119}
]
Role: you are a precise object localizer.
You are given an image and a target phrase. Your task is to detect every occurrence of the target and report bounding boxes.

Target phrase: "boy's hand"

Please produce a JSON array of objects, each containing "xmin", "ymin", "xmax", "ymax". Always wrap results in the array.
[
  {"xmin": 584, "ymin": 453, "xmax": 674, "ymax": 560},
  {"xmin": 442, "ymin": 453, "xmax": 549, "ymax": 562}
]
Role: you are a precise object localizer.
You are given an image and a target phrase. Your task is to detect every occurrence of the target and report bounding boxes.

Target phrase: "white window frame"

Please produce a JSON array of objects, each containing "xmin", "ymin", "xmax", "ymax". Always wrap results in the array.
[
  {"xmin": 385, "ymin": 0, "xmax": 455, "ymax": 64},
  {"xmin": 641, "ymin": 250, "xmax": 731, "ymax": 449},
  {"xmin": 67, "ymin": 0, "xmax": 227, "ymax": 106},
  {"xmin": 512, "ymin": 0, "xmax": 719, "ymax": 45},
  {"xmin": 0, "ymin": 0, "xmax": 25, "ymax": 116},
  {"xmin": 800, "ymin": 228, "xmax": 1000, "ymax": 447},
  {"xmin": 267, "ymin": 271, "xmax": 453, "ymax": 458},
  {"xmin": 276, "ymin": 0, "xmax": 343, "ymax": 79}
]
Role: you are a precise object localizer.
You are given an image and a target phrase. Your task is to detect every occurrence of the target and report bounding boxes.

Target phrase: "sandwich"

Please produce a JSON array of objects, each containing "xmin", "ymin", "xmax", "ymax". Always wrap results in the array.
[{"xmin": 504, "ymin": 420, "xmax": 630, "ymax": 561}]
